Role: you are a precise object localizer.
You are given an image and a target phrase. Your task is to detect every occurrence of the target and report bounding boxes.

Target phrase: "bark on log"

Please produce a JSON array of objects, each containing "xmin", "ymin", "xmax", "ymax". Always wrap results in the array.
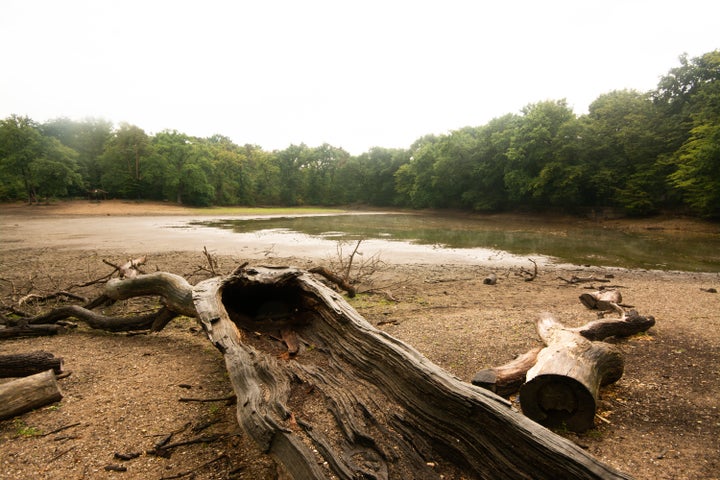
[
  {"xmin": 192, "ymin": 266, "xmax": 630, "ymax": 479},
  {"xmin": 104, "ymin": 272, "xmax": 196, "ymax": 317},
  {"xmin": 520, "ymin": 314, "xmax": 624, "ymax": 433},
  {"xmin": 20, "ymin": 306, "xmax": 179, "ymax": 332},
  {"xmin": 0, "ymin": 324, "xmax": 65, "ymax": 338},
  {"xmin": 0, "ymin": 370, "xmax": 63, "ymax": 420},
  {"xmin": 0, "ymin": 351, "xmax": 63, "ymax": 378},
  {"xmin": 471, "ymin": 347, "xmax": 541, "ymax": 396},
  {"xmin": 574, "ymin": 310, "xmax": 655, "ymax": 341}
]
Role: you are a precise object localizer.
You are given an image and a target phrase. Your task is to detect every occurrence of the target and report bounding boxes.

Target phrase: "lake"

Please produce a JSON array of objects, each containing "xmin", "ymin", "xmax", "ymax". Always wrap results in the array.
[{"xmin": 194, "ymin": 212, "xmax": 720, "ymax": 272}]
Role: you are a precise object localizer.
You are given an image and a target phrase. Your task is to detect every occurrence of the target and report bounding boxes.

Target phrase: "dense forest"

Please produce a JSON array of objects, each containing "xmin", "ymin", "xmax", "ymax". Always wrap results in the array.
[{"xmin": 1, "ymin": 51, "xmax": 718, "ymax": 218}]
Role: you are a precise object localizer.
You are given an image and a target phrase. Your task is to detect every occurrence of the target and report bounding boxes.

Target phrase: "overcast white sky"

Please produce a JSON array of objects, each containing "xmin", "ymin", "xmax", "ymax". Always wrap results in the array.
[{"xmin": 1, "ymin": 1, "xmax": 718, "ymax": 154}]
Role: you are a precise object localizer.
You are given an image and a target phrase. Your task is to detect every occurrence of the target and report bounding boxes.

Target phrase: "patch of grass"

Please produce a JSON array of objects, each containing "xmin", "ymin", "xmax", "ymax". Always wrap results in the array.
[{"xmin": 13, "ymin": 419, "xmax": 42, "ymax": 437}]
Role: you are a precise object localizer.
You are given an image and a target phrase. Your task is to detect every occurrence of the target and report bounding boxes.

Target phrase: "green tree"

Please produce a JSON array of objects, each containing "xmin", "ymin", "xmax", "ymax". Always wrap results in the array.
[
  {"xmin": 150, "ymin": 130, "xmax": 215, "ymax": 206},
  {"xmin": 394, "ymin": 134, "xmax": 443, "ymax": 208},
  {"xmin": 43, "ymin": 117, "xmax": 112, "ymax": 191},
  {"xmin": 0, "ymin": 115, "xmax": 82, "ymax": 202},
  {"xmin": 663, "ymin": 51, "xmax": 720, "ymax": 217},
  {"xmin": 99, "ymin": 123, "xmax": 151, "ymax": 198},
  {"xmin": 503, "ymin": 100, "xmax": 576, "ymax": 207},
  {"xmin": 349, "ymin": 147, "xmax": 410, "ymax": 206},
  {"xmin": 274, "ymin": 144, "xmax": 311, "ymax": 205}
]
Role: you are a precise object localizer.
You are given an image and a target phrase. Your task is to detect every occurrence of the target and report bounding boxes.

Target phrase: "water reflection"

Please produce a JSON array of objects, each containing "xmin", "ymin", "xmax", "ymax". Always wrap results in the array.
[{"xmin": 193, "ymin": 213, "xmax": 719, "ymax": 272}]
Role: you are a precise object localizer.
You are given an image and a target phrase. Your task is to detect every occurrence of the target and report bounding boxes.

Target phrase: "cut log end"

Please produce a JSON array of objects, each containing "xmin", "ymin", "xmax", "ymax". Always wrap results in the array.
[
  {"xmin": 520, "ymin": 374, "xmax": 597, "ymax": 432},
  {"xmin": 0, "ymin": 369, "xmax": 63, "ymax": 420}
]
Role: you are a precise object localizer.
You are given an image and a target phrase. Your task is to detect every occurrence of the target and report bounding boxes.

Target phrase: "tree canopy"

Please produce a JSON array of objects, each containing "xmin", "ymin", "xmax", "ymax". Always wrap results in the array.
[{"xmin": 1, "ymin": 51, "xmax": 718, "ymax": 217}]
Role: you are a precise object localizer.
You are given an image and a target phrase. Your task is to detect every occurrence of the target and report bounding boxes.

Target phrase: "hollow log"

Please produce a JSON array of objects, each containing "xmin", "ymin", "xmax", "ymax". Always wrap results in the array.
[
  {"xmin": 471, "ymin": 347, "xmax": 541, "ymax": 396},
  {"xmin": 0, "ymin": 351, "xmax": 63, "ymax": 378},
  {"xmin": 520, "ymin": 314, "xmax": 624, "ymax": 433},
  {"xmin": 0, "ymin": 369, "xmax": 63, "ymax": 420},
  {"xmin": 192, "ymin": 266, "xmax": 630, "ymax": 479}
]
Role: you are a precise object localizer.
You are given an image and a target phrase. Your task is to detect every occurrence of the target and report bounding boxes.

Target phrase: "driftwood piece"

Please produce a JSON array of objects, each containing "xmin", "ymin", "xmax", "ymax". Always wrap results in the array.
[
  {"xmin": 559, "ymin": 275, "xmax": 612, "ymax": 284},
  {"xmin": 579, "ymin": 289, "xmax": 624, "ymax": 315},
  {"xmin": 483, "ymin": 272, "xmax": 497, "ymax": 285},
  {"xmin": 0, "ymin": 351, "xmax": 63, "ymax": 378},
  {"xmin": 192, "ymin": 266, "xmax": 630, "ymax": 479},
  {"xmin": 0, "ymin": 369, "xmax": 63, "ymax": 420},
  {"xmin": 520, "ymin": 314, "xmax": 624, "ymax": 432},
  {"xmin": 5, "ymin": 305, "xmax": 178, "ymax": 333},
  {"xmin": 308, "ymin": 266, "xmax": 356, "ymax": 297},
  {"xmin": 103, "ymin": 255, "xmax": 147, "ymax": 279},
  {"xmin": 574, "ymin": 310, "xmax": 655, "ymax": 341},
  {"xmin": 18, "ymin": 291, "xmax": 89, "ymax": 306},
  {"xmin": 471, "ymin": 347, "xmax": 541, "ymax": 396}
]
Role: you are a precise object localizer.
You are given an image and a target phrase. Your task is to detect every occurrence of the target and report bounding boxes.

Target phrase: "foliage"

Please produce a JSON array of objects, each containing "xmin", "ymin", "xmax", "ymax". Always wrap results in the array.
[{"xmin": 1, "ymin": 50, "xmax": 718, "ymax": 218}]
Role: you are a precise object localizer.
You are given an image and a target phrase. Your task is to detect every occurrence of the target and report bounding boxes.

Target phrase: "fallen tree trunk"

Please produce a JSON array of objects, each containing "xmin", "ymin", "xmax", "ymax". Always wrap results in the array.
[
  {"xmin": 0, "ymin": 351, "xmax": 63, "ymax": 378},
  {"xmin": 192, "ymin": 266, "xmax": 629, "ymax": 479},
  {"xmin": 520, "ymin": 314, "xmax": 624, "ymax": 433},
  {"xmin": 0, "ymin": 369, "xmax": 63, "ymax": 420}
]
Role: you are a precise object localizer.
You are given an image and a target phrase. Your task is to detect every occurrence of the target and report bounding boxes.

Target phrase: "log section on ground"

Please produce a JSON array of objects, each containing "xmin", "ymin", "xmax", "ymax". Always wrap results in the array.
[
  {"xmin": 472, "ymin": 310, "xmax": 654, "ymax": 398},
  {"xmin": 0, "ymin": 351, "xmax": 63, "ymax": 378},
  {"xmin": 0, "ymin": 369, "xmax": 63, "ymax": 420},
  {"xmin": 192, "ymin": 266, "xmax": 630, "ymax": 479},
  {"xmin": 520, "ymin": 314, "xmax": 624, "ymax": 433}
]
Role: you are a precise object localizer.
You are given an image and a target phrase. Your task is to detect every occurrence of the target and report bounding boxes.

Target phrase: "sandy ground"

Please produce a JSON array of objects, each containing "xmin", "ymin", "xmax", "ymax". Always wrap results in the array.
[{"xmin": 1, "ymin": 201, "xmax": 719, "ymax": 479}]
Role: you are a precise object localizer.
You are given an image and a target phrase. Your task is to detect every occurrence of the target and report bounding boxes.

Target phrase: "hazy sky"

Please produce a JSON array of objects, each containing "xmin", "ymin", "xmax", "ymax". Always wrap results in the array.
[{"xmin": 2, "ymin": 1, "xmax": 718, "ymax": 154}]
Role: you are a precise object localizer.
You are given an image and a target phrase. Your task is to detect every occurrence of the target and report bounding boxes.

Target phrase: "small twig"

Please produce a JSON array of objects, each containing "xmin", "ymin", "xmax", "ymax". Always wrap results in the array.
[
  {"xmin": 149, "ymin": 434, "xmax": 226, "ymax": 457},
  {"xmin": 47, "ymin": 445, "xmax": 76, "ymax": 464},
  {"xmin": 66, "ymin": 271, "xmax": 115, "ymax": 289},
  {"xmin": 42, "ymin": 422, "xmax": 81, "ymax": 437},
  {"xmin": 344, "ymin": 240, "xmax": 362, "ymax": 282},
  {"xmin": 202, "ymin": 246, "xmax": 219, "ymax": 276},
  {"xmin": 18, "ymin": 291, "xmax": 89, "ymax": 306},
  {"xmin": 595, "ymin": 413, "xmax": 612, "ymax": 424},
  {"xmin": 179, "ymin": 394, "xmax": 236, "ymax": 403},
  {"xmin": 160, "ymin": 453, "xmax": 229, "ymax": 479},
  {"xmin": 114, "ymin": 451, "xmax": 142, "ymax": 461},
  {"xmin": 104, "ymin": 464, "xmax": 127, "ymax": 472}
]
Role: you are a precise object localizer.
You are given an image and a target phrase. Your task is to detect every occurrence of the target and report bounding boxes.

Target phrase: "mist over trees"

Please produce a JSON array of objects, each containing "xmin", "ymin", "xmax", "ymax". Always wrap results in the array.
[{"xmin": 1, "ymin": 51, "xmax": 718, "ymax": 218}]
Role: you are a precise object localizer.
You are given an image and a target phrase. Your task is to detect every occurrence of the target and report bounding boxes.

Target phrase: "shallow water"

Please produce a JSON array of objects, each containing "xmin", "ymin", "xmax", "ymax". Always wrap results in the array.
[
  {"xmin": 194, "ymin": 213, "xmax": 720, "ymax": 272},
  {"xmin": 2, "ymin": 211, "xmax": 718, "ymax": 271}
]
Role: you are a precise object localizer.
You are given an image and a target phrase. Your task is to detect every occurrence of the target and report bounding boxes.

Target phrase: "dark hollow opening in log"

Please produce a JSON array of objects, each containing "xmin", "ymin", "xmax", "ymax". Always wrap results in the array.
[
  {"xmin": 520, "ymin": 374, "xmax": 596, "ymax": 432},
  {"xmin": 221, "ymin": 281, "xmax": 314, "ymax": 357}
]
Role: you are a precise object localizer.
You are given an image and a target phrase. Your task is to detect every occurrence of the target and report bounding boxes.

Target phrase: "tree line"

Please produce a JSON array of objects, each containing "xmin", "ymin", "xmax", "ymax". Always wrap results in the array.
[{"xmin": 1, "ymin": 50, "xmax": 718, "ymax": 218}]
